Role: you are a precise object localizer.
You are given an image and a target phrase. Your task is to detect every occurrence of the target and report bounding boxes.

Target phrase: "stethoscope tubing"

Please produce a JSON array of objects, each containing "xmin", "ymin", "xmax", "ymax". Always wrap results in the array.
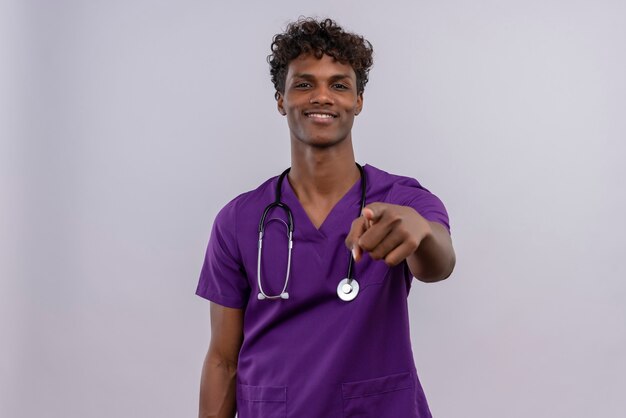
[{"xmin": 257, "ymin": 163, "xmax": 366, "ymax": 301}]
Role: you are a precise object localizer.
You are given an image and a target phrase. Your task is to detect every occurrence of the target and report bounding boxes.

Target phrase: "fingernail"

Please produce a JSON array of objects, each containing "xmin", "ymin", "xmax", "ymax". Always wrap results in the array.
[{"xmin": 352, "ymin": 247, "xmax": 357, "ymax": 260}]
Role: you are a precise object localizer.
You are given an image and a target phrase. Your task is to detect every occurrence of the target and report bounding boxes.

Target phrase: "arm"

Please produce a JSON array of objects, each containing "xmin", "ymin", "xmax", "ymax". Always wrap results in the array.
[
  {"xmin": 199, "ymin": 302, "xmax": 244, "ymax": 418},
  {"xmin": 345, "ymin": 203, "xmax": 456, "ymax": 283},
  {"xmin": 406, "ymin": 221, "xmax": 455, "ymax": 282}
]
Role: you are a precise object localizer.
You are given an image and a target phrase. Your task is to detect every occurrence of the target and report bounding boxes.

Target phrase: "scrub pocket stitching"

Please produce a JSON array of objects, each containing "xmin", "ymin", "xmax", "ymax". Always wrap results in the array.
[
  {"xmin": 341, "ymin": 372, "xmax": 417, "ymax": 418},
  {"xmin": 237, "ymin": 383, "xmax": 287, "ymax": 418},
  {"xmin": 342, "ymin": 371, "xmax": 414, "ymax": 399},
  {"xmin": 356, "ymin": 261, "xmax": 392, "ymax": 290}
]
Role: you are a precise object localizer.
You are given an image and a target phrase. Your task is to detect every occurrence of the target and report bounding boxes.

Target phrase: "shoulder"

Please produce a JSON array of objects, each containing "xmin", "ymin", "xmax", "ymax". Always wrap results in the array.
[
  {"xmin": 364, "ymin": 163, "xmax": 451, "ymax": 231},
  {"xmin": 214, "ymin": 175, "xmax": 278, "ymax": 225},
  {"xmin": 363, "ymin": 164, "xmax": 432, "ymax": 199}
]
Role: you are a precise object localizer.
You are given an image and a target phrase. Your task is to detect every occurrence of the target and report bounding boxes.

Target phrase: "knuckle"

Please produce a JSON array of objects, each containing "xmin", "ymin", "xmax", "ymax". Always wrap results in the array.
[
  {"xmin": 406, "ymin": 236, "xmax": 419, "ymax": 250},
  {"xmin": 384, "ymin": 256, "xmax": 398, "ymax": 266},
  {"xmin": 389, "ymin": 214, "xmax": 403, "ymax": 224}
]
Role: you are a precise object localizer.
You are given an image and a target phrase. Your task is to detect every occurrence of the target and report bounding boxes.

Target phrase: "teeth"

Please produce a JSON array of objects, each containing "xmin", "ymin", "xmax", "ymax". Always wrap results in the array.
[{"xmin": 308, "ymin": 113, "xmax": 334, "ymax": 118}]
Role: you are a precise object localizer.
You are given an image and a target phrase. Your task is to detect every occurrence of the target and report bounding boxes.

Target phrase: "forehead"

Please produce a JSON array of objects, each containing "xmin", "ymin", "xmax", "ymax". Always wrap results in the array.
[{"xmin": 286, "ymin": 53, "xmax": 356, "ymax": 80}]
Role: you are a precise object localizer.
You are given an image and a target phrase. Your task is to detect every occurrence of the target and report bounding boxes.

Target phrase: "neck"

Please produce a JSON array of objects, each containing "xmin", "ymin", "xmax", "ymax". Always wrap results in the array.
[{"xmin": 288, "ymin": 137, "xmax": 360, "ymax": 202}]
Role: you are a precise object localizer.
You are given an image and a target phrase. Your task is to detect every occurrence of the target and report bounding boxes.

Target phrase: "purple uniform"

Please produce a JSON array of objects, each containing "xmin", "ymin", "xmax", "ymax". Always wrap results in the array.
[{"xmin": 197, "ymin": 164, "xmax": 450, "ymax": 418}]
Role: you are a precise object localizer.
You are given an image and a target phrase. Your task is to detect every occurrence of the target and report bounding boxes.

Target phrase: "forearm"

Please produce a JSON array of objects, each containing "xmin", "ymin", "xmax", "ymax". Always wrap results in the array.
[
  {"xmin": 407, "ymin": 221, "xmax": 456, "ymax": 283},
  {"xmin": 199, "ymin": 352, "xmax": 238, "ymax": 418}
]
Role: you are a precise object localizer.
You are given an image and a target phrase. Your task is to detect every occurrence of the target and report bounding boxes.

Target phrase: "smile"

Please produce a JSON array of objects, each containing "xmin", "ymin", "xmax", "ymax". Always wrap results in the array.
[{"xmin": 304, "ymin": 110, "xmax": 338, "ymax": 121}]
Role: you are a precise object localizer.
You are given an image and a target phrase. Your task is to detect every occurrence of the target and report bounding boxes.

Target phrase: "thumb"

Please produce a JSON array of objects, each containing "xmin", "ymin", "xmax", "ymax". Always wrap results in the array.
[
  {"xmin": 362, "ymin": 203, "xmax": 385, "ymax": 224},
  {"xmin": 362, "ymin": 207, "xmax": 375, "ymax": 221},
  {"xmin": 345, "ymin": 216, "xmax": 368, "ymax": 262}
]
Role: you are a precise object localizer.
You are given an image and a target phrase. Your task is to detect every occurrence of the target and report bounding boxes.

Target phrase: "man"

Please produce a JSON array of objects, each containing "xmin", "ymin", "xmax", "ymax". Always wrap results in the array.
[{"xmin": 197, "ymin": 18, "xmax": 456, "ymax": 418}]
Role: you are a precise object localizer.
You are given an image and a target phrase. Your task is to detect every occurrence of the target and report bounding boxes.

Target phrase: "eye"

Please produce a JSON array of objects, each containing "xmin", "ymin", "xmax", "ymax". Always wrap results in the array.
[
  {"xmin": 294, "ymin": 82, "xmax": 312, "ymax": 88},
  {"xmin": 333, "ymin": 83, "xmax": 349, "ymax": 90}
]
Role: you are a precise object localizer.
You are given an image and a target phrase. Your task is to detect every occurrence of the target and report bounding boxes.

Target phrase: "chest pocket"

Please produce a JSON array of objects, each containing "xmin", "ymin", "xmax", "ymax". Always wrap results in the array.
[
  {"xmin": 353, "ymin": 254, "xmax": 392, "ymax": 289},
  {"xmin": 237, "ymin": 383, "xmax": 286, "ymax": 418},
  {"xmin": 341, "ymin": 372, "xmax": 418, "ymax": 418}
]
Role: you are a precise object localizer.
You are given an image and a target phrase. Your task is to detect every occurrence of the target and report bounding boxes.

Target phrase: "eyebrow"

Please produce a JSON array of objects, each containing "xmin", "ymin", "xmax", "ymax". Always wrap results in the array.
[{"xmin": 292, "ymin": 73, "xmax": 353, "ymax": 82}]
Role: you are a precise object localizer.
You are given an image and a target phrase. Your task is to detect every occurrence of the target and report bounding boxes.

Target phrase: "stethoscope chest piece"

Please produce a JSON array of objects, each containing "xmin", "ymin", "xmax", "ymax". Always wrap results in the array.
[{"xmin": 337, "ymin": 278, "xmax": 359, "ymax": 302}]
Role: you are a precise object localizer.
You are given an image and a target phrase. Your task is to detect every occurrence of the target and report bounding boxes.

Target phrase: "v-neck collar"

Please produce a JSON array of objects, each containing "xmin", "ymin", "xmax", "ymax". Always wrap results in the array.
[{"xmin": 280, "ymin": 165, "xmax": 366, "ymax": 241}]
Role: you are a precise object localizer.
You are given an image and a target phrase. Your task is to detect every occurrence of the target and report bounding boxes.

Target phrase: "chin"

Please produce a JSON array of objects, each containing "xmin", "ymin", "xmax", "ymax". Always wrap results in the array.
[{"xmin": 299, "ymin": 134, "xmax": 348, "ymax": 149}]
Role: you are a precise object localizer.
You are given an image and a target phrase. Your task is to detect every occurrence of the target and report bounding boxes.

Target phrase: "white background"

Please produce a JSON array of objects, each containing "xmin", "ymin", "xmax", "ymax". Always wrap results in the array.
[{"xmin": 2, "ymin": 0, "xmax": 625, "ymax": 417}]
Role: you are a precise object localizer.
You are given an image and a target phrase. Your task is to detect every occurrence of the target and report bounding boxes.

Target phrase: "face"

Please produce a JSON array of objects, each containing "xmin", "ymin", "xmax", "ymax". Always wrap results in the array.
[{"xmin": 277, "ymin": 53, "xmax": 363, "ymax": 148}]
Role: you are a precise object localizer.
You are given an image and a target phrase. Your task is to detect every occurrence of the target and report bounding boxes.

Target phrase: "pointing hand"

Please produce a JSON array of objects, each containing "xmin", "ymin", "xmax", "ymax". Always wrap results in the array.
[{"xmin": 345, "ymin": 202, "xmax": 433, "ymax": 266}]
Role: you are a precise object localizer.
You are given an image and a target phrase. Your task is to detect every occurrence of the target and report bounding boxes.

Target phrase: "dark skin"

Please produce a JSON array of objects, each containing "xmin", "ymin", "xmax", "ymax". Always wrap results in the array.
[
  {"xmin": 199, "ymin": 303, "xmax": 242, "ymax": 418},
  {"xmin": 199, "ymin": 53, "xmax": 456, "ymax": 417}
]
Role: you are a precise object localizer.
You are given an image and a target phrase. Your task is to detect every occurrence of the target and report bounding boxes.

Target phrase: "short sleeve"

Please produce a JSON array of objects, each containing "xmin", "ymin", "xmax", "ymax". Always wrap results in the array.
[
  {"xmin": 196, "ymin": 200, "xmax": 250, "ymax": 308},
  {"xmin": 389, "ymin": 180, "xmax": 451, "ymax": 234}
]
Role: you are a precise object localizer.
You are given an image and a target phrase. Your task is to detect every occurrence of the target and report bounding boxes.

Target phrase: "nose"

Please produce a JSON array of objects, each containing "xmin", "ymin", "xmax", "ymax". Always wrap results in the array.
[{"xmin": 309, "ymin": 86, "xmax": 334, "ymax": 105}]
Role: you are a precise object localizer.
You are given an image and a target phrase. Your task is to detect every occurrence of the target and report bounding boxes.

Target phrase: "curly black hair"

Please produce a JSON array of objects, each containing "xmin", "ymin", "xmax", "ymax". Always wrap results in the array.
[{"xmin": 268, "ymin": 18, "xmax": 374, "ymax": 100}]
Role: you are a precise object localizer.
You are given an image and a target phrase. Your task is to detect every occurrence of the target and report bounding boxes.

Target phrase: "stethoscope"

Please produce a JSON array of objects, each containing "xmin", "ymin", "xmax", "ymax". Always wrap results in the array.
[{"xmin": 257, "ymin": 163, "xmax": 367, "ymax": 302}]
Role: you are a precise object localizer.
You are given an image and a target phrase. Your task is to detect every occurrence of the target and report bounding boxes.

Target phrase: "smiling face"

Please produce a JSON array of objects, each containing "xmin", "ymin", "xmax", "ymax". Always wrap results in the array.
[{"xmin": 277, "ymin": 53, "xmax": 363, "ymax": 149}]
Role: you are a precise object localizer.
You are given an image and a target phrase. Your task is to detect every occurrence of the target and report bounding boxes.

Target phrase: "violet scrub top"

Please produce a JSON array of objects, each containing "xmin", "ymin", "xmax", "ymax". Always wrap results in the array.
[{"xmin": 196, "ymin": 164, "xmax": 450, "ymax": 418}]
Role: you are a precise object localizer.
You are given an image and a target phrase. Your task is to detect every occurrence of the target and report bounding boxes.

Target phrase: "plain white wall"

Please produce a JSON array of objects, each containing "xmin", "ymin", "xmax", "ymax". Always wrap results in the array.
[{"xmin": 2, "ymin": 0, "xmax": 625, "ymax": 417}]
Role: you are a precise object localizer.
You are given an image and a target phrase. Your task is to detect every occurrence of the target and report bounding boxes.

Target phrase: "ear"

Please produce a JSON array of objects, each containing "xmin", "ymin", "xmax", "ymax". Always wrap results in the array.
[
  {"xmin": 276, "ymin": 92, "xmax": 286, "ymax": 116},
  {"xmin": 355, "ymin": 93, "xmax": 364, "ymax": 116}
]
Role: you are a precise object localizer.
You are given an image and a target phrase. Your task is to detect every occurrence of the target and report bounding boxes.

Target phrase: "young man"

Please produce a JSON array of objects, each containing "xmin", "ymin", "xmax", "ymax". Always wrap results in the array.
[{"xmin": 197, "ymin": 18, "xmax": 456, "ymax": 418}]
